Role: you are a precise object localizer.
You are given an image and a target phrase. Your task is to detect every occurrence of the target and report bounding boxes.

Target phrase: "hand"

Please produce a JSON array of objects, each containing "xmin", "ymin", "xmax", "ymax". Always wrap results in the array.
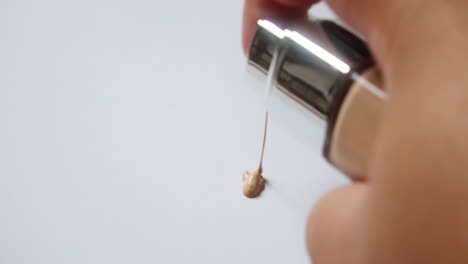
[{"xmin": 243, "ymin": 1, "xmax": 468, "ymax": 263}]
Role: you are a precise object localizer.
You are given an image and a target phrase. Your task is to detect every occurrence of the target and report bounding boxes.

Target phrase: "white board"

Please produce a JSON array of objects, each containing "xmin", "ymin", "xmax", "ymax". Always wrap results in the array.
[{"xmin": 0, "ymin": 1, "xmax": 348, "ymax": 263}]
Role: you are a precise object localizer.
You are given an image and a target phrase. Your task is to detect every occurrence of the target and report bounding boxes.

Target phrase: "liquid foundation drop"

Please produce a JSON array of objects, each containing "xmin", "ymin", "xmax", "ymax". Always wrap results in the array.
[
  {"xmin": 242, "ymin": 43, "xmax": 279, "ymax": 198},
  {"xmin": 242, "ymin": 112, "xmax": 268, "ymax": 198}
]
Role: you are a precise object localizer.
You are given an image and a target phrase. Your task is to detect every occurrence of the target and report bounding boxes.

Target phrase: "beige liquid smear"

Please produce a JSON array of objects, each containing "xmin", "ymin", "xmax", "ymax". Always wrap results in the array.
[
  {"xmin": 242, "ymin": 112, "xmax": 268, "ymax": 198},
  {"xmin": 243, "ymin": 45, "xmax": 279, "ymax": 198}
]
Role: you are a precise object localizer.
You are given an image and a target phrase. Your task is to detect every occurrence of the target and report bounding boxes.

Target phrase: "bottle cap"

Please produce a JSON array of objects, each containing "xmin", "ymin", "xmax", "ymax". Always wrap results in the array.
[{"xmin": 248, "ymin": 18, "xmax": 374, "ymax": 119}]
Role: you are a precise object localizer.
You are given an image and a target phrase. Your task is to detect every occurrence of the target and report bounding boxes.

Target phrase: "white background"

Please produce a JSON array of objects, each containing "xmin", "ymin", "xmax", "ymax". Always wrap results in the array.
[{"xmin": 1, "ymin": 1, "xmax": 348, "ymax": 263}]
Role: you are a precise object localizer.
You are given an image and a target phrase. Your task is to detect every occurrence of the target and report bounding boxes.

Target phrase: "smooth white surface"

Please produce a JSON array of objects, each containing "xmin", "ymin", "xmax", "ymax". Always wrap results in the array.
[{"xmin": 0, "ymin": 1, "xmax": 347, "ymax": 263}]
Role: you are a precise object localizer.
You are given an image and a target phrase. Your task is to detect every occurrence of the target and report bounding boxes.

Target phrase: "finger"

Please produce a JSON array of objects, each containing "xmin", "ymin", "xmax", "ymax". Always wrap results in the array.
[
  {"xmin": 306, "ymin": 183, "xmax": 369, "ymax": 263},
  {"xmin": 242, "ymin": 0, "xmax": 319, "ymax": 54}
]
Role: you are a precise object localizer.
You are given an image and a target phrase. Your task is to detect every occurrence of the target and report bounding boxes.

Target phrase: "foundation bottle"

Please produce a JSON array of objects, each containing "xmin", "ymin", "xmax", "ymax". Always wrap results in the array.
[{"xmin": 248, "ymin": 19, "xmax": 386, "ymax": 180}]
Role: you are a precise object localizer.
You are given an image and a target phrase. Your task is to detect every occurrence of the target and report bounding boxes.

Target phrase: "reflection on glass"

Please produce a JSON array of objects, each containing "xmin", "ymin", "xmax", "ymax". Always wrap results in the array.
[{"xmin": 287, "ymin": 30, "xmax": 351, "ymax": 74}]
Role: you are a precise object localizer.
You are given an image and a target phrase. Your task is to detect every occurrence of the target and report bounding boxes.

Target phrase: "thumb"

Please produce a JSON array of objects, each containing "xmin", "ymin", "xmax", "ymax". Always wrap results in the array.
[{"xmin": 306, "ymin": 183, "xmax": 369, "ymax": 264}]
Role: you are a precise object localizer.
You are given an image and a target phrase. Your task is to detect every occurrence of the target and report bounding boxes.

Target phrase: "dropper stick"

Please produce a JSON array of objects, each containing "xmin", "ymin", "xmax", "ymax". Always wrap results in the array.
[{"xmin": 259, "ymin": 112, "xmax": 269, "ymax": 170}]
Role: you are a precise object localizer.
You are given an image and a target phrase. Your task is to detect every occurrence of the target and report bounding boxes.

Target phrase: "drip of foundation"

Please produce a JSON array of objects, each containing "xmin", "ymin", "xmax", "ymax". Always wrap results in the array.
[
  {"xmin": 242, "ymin": 112, "xmax": 268, "ymax": 198},
  {"xmin": 242, "ymin": 43, "xmax": 279, "ymax": 199}
]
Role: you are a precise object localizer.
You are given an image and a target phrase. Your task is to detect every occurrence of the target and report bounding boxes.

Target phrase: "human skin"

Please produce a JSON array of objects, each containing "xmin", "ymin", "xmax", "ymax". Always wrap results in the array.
[{"xmin": 243, "ymin": 0, "xmax": 468, "ymax": 263}]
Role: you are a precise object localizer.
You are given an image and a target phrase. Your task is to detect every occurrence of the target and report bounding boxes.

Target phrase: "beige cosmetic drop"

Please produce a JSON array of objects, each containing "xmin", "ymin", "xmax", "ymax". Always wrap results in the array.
[
  {"xmin": 242, "ymin": 112, "xmax": 268, "ymax": 198},
  {"xmin": 242, "ymin": 44, "xmax": 282, "ymax": 198}
]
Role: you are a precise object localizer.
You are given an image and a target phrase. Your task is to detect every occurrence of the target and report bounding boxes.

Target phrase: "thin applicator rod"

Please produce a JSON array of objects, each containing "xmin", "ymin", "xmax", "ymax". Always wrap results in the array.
[
  {"xmin": 259, "ymin": 112, "xmax": 268, "ymax": 170},
  {"xmin": 259, "ymin": 43, "xmax": 279, "ymax": 170}
]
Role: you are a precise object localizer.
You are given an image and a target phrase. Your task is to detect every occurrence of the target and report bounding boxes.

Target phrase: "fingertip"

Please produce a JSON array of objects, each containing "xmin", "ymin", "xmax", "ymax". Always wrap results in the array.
[
  {"xmin": 241, "ymin": 13, "xmax": 255, "ymax": 56},
  {"xmin": 241, "ymin": 0, "xmax": 257, "ymax": 56},
  {"xmin": 306, "ymin": 183, "xmax": 368, "ymax": 263}
]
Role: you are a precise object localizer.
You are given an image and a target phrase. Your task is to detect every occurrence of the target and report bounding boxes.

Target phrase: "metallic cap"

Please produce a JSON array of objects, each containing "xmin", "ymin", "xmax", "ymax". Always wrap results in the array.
[{"xmin": 248, "ymin": 19, "xmax": 374, "ymax": 119}]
